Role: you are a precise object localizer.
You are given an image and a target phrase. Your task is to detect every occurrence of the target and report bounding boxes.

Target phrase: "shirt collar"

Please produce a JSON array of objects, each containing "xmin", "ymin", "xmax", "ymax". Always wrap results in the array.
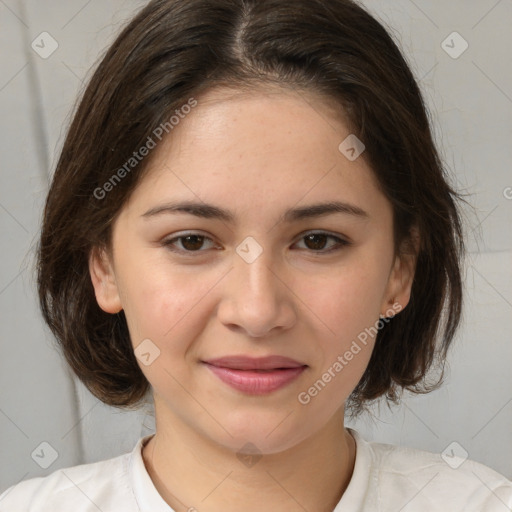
[
  {"xmin": 332, "ymin": 427, "xmax": 373, "ymax": 511},
  {"xmin": 130, "ymin": 428, "xmax": 370, "ymax": 511},
  {"xmin": 129, "ymin": 433, "xmax": 176, "ymax": 512}
]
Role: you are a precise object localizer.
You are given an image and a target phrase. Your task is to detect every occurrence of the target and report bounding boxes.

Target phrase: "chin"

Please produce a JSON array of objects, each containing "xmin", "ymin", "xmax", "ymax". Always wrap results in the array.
[{"xmin": 208, "ymin": 409, "xmax": 311, "ymax": 455}]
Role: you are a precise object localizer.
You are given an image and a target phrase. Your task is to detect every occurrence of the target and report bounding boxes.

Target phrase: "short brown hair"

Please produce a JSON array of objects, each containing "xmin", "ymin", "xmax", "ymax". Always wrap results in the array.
[{"xmin": 36, "ymin": 0, "xmax": 467, "ymax": 416}]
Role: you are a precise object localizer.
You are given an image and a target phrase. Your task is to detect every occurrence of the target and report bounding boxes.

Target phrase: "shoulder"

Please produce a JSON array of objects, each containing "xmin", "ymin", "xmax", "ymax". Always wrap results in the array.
[
  {"xmin": 0, "ymin": 450, "xmax": 136, "ymax": 511},
  {"xmin": 351, "ymin": 429, "xmax": 512, "ymax": 512}
]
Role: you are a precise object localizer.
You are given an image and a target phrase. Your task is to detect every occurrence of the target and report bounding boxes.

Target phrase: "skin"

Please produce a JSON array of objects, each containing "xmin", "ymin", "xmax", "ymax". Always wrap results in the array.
[{"xmin": 89, "ymin": 85, "xmax": 418, "ymax": 512}]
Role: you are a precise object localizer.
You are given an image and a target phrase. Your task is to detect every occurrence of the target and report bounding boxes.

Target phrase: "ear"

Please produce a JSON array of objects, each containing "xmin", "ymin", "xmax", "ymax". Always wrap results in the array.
[
  {"xmin": 88, "ymin": 245, "xmax": 123, "ymax": 314},
  {"xmin": 380, "ymin": 226, "xmax": 420, "ymax": 318}
]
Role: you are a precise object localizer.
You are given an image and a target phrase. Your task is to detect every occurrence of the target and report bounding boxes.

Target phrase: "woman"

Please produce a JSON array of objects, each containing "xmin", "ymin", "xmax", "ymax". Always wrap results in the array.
[{"xmin": 1, "ymin": 0, "xmax": 511, "ymax": 510}]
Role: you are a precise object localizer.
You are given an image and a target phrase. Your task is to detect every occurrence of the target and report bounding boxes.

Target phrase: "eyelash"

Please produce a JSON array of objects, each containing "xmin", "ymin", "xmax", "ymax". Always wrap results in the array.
[{"xmin": 161, "ymin": 231, "xmax": 351, "ymax": 256}]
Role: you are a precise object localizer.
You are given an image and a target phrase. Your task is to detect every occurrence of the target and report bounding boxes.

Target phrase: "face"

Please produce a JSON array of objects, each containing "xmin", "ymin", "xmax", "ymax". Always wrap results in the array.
[{"xmin": 89, "ymin": 86, "xmax": 415, "ymax": 454}]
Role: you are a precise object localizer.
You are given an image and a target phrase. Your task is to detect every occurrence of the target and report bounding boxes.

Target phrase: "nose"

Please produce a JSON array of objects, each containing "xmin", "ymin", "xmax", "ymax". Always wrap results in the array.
[{"xmin": 217, "ymin": 245, "xmax": 296, "ymax": 338}]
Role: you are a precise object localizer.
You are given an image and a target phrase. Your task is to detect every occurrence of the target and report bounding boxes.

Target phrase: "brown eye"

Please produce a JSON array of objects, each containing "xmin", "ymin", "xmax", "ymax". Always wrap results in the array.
[
  {"xmin": 162, "ymin": 233, "xmax": 216, "ymax": 254},
  {"xmin": 180, "ymin": 235, "xmax": 206, "ymax": 251},
  {"xmin": 294, "ymin": 232, "xmax": 350, "ymax": 253},
  {"xmin": 304, "ymin": 233, "xmax": 329, "ymax": 250},
  {"xmin": 162, "ymin": 231, "xmax": 350, "ymax": 256}
]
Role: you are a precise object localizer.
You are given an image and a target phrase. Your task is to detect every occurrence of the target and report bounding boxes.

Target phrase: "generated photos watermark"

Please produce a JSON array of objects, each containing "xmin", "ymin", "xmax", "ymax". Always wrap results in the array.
[
  {"xmin": 297, "ymin": 301, "xmax": 402, "ymax": 405},
  {"xmin": 93, "ymin": 97, "xmax": 198, "ymax": 200}
]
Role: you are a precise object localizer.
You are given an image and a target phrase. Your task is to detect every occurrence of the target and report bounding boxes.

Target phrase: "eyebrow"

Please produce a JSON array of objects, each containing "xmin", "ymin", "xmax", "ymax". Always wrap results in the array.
[{"xmin": 141, "ymin": 200, "xmax": 369, "ymax": 223}]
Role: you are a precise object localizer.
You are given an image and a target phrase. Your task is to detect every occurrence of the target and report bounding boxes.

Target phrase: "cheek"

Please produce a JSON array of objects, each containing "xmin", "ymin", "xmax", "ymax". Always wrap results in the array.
[
  {"xmin": 119, "ymin": 255, "xmax": 219, "ymax": 354},
  {"xmin": 119, "ymin": 267, "xmax": 210, "ymax": 395},
  {"xmin": 300, "ymin": 258, "xmax": 388, "ymax": 341},
  {"xmin": 295, "ymin": 251, "xmax": 391, "ymax": 399},
  {"xmin": 295, "ymin": 269, "xmax": 382, "ymax": 415}
]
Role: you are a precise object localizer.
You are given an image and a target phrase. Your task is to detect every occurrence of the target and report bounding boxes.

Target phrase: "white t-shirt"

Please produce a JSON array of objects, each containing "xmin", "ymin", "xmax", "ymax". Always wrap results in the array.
[{"xmin": 1, "ymin": 428, "xmax": 511, "ymax": 511}]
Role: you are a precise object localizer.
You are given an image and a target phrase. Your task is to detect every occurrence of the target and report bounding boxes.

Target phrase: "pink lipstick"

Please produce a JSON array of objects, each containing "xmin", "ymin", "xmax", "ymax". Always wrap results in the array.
[{"xmin": 203, "ymin": 355, "xmax": 307, "ymax": 395}]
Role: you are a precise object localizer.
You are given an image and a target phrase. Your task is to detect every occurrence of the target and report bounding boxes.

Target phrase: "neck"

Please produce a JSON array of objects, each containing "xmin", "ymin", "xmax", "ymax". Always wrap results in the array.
[{"xmin": 142, "ymin": 408, "xmax": 356, "ymax": 512}]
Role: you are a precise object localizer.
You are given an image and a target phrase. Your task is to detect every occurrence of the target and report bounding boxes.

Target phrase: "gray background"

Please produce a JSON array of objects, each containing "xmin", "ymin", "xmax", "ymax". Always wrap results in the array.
[{"xmin": 1, "ymin": 0, "xmax": 511, "ymax": 493}]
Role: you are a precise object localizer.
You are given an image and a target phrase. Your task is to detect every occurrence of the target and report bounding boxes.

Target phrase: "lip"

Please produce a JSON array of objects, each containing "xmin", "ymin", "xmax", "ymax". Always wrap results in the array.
[
  {"xmin": 204, "ymin": 355, "xmax": 306, "ymax": 370},
  {"xmin": 202, "ymin": 355, "xmax": 308, "ymax": 395}
]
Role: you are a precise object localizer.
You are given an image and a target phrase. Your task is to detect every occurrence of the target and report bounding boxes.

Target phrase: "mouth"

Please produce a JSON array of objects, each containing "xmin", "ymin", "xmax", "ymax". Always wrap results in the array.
[{"xmin": 202, "ymin": 355, "xmax": 308, "ymax": 395}]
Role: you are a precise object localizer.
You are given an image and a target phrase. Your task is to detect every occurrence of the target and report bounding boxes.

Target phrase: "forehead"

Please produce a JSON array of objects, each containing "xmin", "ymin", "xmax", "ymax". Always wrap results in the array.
[{"xmin": 120, "ymin": 85, "xmax": 390, "ymax": 225}]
